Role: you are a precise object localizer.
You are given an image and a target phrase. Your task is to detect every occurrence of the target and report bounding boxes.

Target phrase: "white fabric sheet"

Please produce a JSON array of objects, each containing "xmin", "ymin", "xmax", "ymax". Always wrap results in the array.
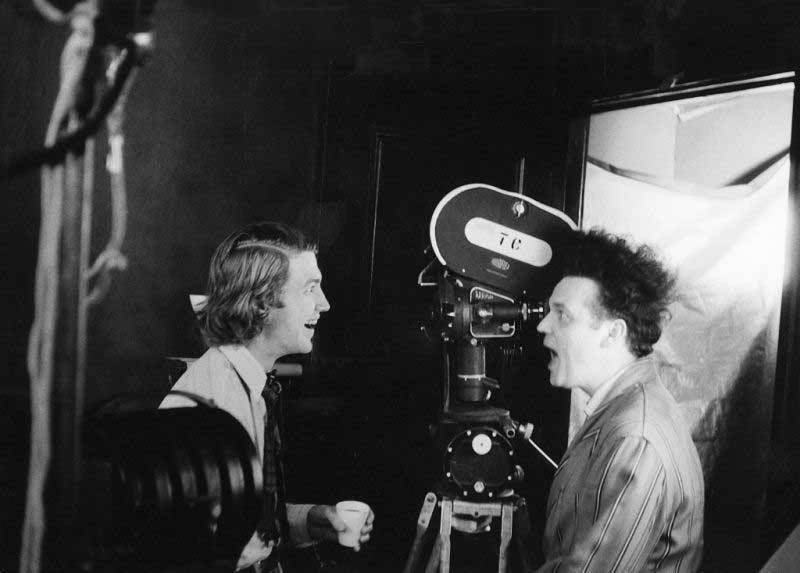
[{"xmin": 573, "ymin": 160, "xmax": 789, "ymax": 467}]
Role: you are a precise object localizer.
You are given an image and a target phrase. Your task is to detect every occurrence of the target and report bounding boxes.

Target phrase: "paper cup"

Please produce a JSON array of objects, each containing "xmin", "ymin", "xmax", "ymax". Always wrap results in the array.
[{"xmin": 335, "ymin": 500, "xmax": 370, "ymax": 547}]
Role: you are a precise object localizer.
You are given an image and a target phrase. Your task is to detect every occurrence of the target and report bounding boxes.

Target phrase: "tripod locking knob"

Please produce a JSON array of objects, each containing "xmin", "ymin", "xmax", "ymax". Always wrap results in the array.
[{"xmin": 515, "ymin": 422, "xmax": 534, "ymax": 440}]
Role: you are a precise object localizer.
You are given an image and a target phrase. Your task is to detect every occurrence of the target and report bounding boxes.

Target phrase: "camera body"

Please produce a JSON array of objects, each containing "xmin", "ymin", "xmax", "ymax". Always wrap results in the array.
[{"xmin": 421, "ymin": 184, "xmax": 576, "ymax": 499}]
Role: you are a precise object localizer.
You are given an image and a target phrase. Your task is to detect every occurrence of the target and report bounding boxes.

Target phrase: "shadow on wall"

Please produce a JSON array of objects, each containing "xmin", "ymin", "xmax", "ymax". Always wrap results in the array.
[{"xmin": 695, "ymin": 326, "xmax": 774, "ymax": 572}]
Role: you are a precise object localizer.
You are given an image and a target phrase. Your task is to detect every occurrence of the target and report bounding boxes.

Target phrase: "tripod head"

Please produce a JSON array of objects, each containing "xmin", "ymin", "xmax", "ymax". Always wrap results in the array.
[{"xmin": 419, "ymin": 184, "xmax": 576, "ymax": 499}]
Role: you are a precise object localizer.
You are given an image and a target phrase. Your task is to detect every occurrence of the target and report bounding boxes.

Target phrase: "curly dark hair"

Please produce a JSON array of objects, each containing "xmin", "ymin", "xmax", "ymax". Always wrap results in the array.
[
  {"xmin": 561, "ymin": 228, "xmax": 676, "ymax": 357},
  {"xmin": 199, "ymin": 221, "xmax": 317, "ymax": 346}
]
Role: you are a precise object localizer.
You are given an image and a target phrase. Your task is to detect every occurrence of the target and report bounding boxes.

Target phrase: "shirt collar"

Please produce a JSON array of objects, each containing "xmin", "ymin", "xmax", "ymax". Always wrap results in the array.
[
  {"xmin": 584, "ymin": 356, "xmax": 654, "ymax": 418},
  {"xmin": 218, "ymin": 344, "xmax": 268, "ymax": 397}
]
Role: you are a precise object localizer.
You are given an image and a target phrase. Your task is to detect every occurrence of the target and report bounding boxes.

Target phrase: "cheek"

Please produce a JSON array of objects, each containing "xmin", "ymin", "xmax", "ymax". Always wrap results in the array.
[
  {"xmin": 567, "ymin": 335, "xmax": 601, "ymax": 366},
  {"xmin": 560, "ymin": 334, "xmax": 586, "ymax": 367}
]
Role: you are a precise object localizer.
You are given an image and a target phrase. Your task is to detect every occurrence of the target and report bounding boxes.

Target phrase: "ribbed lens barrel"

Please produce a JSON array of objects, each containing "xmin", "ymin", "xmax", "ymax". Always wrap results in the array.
[{"xmin": 84, "ymin": 406, "xmax": 261, "ymax": 568}]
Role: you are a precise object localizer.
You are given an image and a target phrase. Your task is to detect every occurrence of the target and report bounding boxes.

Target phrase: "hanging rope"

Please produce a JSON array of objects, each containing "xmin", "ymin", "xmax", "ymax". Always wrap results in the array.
[
  {"xmin": 86, "ymin": 47, "xmax": 135, "ymax": 306},
  {"xmin": 31, "ymin": 0, "xmax": 69, "ymax": 23},
  {"xmin": 20, "ymin": 3, "xmax": 96, "ymax": 572},
  {"xmin": 20, "ymin": 1, "xmax": 150, "ymax": 568}
]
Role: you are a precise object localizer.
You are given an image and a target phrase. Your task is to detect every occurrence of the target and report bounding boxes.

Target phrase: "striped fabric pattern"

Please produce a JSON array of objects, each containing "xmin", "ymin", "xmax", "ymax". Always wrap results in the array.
[{"xmin": 538, "ymin": 358, "xmax": 704, "ymax": 572}]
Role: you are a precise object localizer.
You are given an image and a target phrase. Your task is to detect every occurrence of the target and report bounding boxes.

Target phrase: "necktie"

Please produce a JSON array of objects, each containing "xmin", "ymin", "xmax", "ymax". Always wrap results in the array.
[
  {"xmin": 262, "ymin": 370, "xmax": 281, "ymax": 494},
  {"xmin": 258, "ymin": 370, "xmax": 289, "ymax": 544}
]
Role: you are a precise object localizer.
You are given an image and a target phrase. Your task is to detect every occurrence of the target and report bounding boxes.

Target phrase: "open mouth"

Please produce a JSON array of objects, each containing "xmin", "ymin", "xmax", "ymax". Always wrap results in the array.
[
  {"xmin": 547, "ymin": 348, "xmax": 559, "ymax": 367},
  {"xmin": 304, "ymin": 321, "xmax": 318, "ymax": 331}
]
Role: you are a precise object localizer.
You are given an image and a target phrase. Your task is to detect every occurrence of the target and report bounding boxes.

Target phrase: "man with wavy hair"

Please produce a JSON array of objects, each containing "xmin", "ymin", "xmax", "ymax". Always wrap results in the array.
[
  {"xmin": 535, "ymin": 229, "xmax": 704, "ymax": 572},
  {"xmin": 162, "ymin": 221, "xmax": 373, "ymax": 572}
]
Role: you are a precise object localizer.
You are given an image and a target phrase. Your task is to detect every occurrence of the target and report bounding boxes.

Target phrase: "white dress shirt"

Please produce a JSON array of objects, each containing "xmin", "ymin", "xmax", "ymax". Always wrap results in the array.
[{"xmin": 161, "ymin": 344, "xmax": 313, "ymax": 570}]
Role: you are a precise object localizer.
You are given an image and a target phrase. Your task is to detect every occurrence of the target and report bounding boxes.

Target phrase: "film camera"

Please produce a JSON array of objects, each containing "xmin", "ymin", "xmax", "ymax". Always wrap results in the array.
[{"xmin": 418, "ymin": 183, "xmax": 576, "ymax": 500}]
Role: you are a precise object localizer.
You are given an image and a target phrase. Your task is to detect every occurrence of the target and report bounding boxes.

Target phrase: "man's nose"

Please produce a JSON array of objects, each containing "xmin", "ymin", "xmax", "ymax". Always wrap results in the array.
[
  {"xmin": 317, "ymin": 288, "xmax": 331, "ymax": 312},
  {"xmin": 536, "ymin": 313, "xmax": 551, "ymax": 333}
]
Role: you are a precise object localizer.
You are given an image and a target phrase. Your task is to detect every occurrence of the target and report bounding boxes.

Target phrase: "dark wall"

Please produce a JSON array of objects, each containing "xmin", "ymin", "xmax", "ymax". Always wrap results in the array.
[{"xmin": 83, "ymin": 2, "xmax": 358, "ymax": 403}]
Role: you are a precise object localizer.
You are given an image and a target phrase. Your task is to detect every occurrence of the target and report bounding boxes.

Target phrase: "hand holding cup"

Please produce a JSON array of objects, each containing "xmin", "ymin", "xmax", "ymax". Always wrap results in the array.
[{"xmin": 335, "ymin": 500, "xmax": 373, "ymax": 549}]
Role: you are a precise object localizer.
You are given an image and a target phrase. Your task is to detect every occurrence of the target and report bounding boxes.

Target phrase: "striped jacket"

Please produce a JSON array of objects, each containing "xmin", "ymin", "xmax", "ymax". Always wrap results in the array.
[{"xmin": 538, "ymin": 357, "xmax": 704, "ymax": 572}]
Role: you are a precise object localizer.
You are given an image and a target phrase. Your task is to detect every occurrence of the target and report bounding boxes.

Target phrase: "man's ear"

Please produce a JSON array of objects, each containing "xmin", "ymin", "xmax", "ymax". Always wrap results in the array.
[{"xmin": 608, "ymin": 318, "xmax": 628, "ymax": 345}]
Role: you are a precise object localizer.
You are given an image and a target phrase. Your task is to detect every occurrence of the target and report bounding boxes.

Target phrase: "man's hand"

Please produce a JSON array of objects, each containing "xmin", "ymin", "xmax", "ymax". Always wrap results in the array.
[{"xmin": 306, "ymin": 504, "xmax": 375, "ymax": 551}]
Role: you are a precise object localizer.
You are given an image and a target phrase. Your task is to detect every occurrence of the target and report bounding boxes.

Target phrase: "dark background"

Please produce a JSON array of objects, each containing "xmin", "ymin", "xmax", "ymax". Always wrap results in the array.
[{"xmin": 3, "ymin": 0, "xmax": 800, "ymax": 571}]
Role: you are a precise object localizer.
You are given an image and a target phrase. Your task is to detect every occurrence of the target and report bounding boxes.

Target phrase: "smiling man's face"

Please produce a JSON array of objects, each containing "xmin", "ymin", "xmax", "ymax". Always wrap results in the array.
[
  {"xmin": 536, "ymin": 276, "xmax": 614, "ymax": 394},
  {"xmin": 263, "ymin": 250, "xmax": 330, "ymax": 357}
]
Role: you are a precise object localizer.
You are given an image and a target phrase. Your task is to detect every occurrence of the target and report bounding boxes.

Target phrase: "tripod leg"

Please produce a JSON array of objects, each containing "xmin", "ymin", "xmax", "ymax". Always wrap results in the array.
[
  {"xmin": 403, "ymin": 492, "xmax": 438, "ymax": 573},
  {"xmin": 497, "ymin": 502, "xmax": 514, "ymax": 573},
  {"xmin": 439, "ymin": 499, "xmax": 453, "ymax": 573},
  {"xmin": 512, "ymin": 500, "xmax": 536, "ymax": 572},
  {"xmin": 424, "ymin": 535, "xmax": 442, "ymax": 573}
]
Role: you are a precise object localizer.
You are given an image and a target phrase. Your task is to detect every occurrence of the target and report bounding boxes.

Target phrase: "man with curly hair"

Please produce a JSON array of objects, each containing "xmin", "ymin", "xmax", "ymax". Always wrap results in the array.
[
  {"xmin": 535, "ymin": 229, "xmax": 704, "ymax": 572},
  {"xmin": 161, "ymin": 221, "xmax": 373, "ymax": 572}
]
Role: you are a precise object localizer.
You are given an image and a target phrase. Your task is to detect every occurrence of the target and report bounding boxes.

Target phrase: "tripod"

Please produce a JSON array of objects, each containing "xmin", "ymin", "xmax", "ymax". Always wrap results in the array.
[{"xmin": 403, "ymin": 488, "xmax": 535, "ymax": 573}]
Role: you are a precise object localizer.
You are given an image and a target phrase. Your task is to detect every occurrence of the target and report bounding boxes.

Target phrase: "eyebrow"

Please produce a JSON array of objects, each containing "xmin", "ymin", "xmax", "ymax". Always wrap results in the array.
[{"xmin": 548, "ymin": 301, "xmax": 573, "ymax": 315}]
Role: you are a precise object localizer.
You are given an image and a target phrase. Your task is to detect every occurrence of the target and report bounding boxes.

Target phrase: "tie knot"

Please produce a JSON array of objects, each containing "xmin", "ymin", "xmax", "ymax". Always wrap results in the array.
[{"xmin": 262, "ymin": 370, "xmax": 282, "ymax": 403}]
